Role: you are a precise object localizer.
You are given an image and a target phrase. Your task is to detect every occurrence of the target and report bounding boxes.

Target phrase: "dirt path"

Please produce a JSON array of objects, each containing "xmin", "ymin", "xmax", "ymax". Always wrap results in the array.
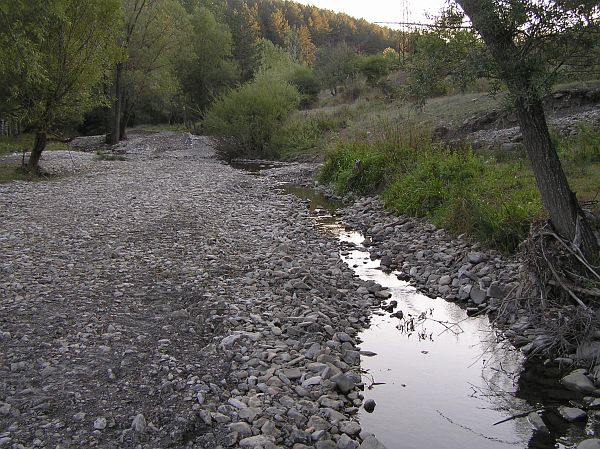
[{"xmin": 0, "ymin": 132, "xmax": 380, "ymax": 449}]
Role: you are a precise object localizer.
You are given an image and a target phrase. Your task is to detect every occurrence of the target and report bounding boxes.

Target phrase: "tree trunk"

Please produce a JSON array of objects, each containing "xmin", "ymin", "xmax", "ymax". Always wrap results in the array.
[
  {"xmin": 119, "ymin": 96, "xmax": 132, "ymax": 141},
  {"xmin": 106, "ymin": 63, "xmax": 123, "ymax": 145},
  {"xmin": 456, "ymin": 0, "xmax": 599, "ymax": 262},
  {"xmin": 27, "ymin": 131, "xmax": 47, "ymax": 172}
]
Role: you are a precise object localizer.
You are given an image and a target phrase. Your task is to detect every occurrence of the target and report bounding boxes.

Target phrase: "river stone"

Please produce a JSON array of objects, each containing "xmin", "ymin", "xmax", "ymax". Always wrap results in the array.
[
  {"xmin": 308, "ymin": 415, "xmax": 331, "ymax": 431},
  {"xmin": 469, "ymin": 286, "xmax": 487, "ymax": 305},
  {"xmin": 229, "ymin": 422, "xmax": 252, "ymax": 439},
  {"xmin": 316, "ymin": 441, "xmax": 338, "ymax": 449},
  {"xmin": 339, "ymin": 420, "xmax": 361, "ymax": 436},
  {"xmin": 578, "ymin": 439, "xmax": 600, "ymax": 449},
  {"xmin": 558, "ymin": 406, "xmax": 587, "ymax": 422},
  {"xmin": 93, "ymin": 417, "xmax": 107, "ymax": 430},
  {"xmin": 363, "ymin": 399, "xmax": 376, "ymax": 413},
  {"xmin": 131, "ymin": 414, "xmax": 147, "ymax": 433},
  {"xmin": 358, "ymin": 435, "xmax": 388, "ymax": 449},
  {"xmin": 338, "ymin": 434, "xmax": 359, "ymax": 449},
  {"xmin": 527, "ymin": 412, "xmax": 548, "ymax": 433},
  {"xmin": 561, "ymin": 371, "xmax": 596, "ymax": 393},
  {"xmin": 239, "ymin": 435, "xmax": 275, "ymax": 448},
  {"xmin": 331, "ymin": 373, "xmax": 356, "ymax": 394},
  {"xmin": 467, "ymin": 252, "xmax": 487, "ymax": 264}
]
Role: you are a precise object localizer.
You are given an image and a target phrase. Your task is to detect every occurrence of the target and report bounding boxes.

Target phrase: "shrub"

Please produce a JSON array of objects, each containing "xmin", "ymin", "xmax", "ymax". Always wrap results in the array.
[
  {"xmin": 271, "ymin": 111, "xmax": 349, "ymax": 158},
  {"xmin": 201, "ymin": 75, "xmax": 299, "ymax": 158},
  {"xmin": 288, "ymin": 67, "xmax": 320, "ymax": 109}
]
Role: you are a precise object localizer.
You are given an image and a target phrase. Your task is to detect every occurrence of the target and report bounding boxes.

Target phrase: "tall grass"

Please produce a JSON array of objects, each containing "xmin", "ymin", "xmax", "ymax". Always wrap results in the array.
[{"xmin": 319, "ymin": 127, "xmax": 543, "ymax": 252}]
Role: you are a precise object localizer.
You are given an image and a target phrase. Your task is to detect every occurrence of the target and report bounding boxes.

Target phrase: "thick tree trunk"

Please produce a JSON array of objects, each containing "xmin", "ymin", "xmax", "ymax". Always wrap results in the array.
[
  {"xmin": 456, "ymin": 0, "xmax": 599, "ymax": 262},
  {"xmin": 27, "ymin": 131, "xmax": 47, "ymax": 172},
  {"xmin": 515, "ymin": 97, "xmax": 598, "ymax": 259},
  {"xmin": 106, "ymin": 63, "xmax": 123, "ymax": 145}
]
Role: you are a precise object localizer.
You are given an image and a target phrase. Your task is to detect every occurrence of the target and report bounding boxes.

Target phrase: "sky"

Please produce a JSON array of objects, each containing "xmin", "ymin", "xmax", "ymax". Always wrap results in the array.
[{"xmin": 293, "ymin": 0, "xmax": 449, "ymax": 27}]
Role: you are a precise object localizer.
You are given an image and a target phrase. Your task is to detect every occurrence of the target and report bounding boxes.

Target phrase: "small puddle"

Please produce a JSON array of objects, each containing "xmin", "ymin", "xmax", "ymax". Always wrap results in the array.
[{"xmin": 230, "ymin": 159, "xmax": 592, "ymax": 449}]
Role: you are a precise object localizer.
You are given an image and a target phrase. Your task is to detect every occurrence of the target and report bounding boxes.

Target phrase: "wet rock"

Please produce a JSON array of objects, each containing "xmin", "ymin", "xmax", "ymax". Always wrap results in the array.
[
  {"xmin": 561, "ymin": 370, "xmax": 596, "ymax": 394},
  {"xmin": 331, "ymin": 373, "xmax": 356, "ymax": 394},
  {"xmin": 338, "ymin": 434, "xmax": 360, "ymax": 449},
  {"xmin": 558, "ymin": 406, "xmax": 587, "ymax": 422},
  {"xmin": 363, "ymin": 399, "xmax": 376, "ymax": 413},
  {"xmin": 526, "ymin": 412, "xmax": 548, "ymax": 433},
  {"xmin": 358, "ymin": 435, "xmax": 388, "ymax": 449}
]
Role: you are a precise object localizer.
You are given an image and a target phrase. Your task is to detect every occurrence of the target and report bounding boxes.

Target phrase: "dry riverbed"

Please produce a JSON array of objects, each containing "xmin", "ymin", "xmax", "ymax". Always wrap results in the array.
[{"xmin": 0, "ymin": 132, "xmax": 389, "ymax": 449}]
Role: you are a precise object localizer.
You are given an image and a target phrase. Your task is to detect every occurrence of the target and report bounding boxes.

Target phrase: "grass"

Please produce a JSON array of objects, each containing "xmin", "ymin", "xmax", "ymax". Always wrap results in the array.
[
  {"xmin": 0, "ymin": 134, "xmax": 69, "ymax": 183},
  {"xmin": 0, "ymin": 133, "xmax": 68, "ymax": 158}
]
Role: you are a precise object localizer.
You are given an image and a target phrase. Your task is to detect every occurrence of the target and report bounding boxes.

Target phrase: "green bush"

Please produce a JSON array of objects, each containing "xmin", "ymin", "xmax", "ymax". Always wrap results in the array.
[
  {"xmin": 271, "ymin": 111, "xmax": 349, "ymax": 158},
  {"xmin": 383, "ymin": 151, "xmax": 541, "ymax": 252},
  {"xmin": 288, "ymin": 67, "xmax": 321, "ymax": 109},
  {"xmin": 319, "ymin": 140, "xmax": 397, "ymax": 195},
  {"xmin": 320, "ymin": 129, "xmax": 542, "ymax": 252},
  {"xmin": 359, "ymin": 54, "xmax": 396, "ymax": 86},
  {"xmin": 201, "ymin": 75, "xmax": 299, "ymax": 158}
]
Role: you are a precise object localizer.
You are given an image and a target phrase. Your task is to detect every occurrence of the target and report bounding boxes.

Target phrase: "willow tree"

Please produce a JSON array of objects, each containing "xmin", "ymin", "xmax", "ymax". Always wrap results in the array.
[
  {"xmin": 0, "ymin": 0, "xmax": 121, "ymax": 171},
  {"xmin": 450, "ymin": 0, "xmax": 600, "ymax": 262}
]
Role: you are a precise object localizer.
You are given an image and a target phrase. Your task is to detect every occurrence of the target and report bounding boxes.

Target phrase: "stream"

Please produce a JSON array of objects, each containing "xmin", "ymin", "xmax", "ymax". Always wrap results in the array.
[{"xmin": 231, "ymin": 160, "xmax": 593, "ymax": 449}]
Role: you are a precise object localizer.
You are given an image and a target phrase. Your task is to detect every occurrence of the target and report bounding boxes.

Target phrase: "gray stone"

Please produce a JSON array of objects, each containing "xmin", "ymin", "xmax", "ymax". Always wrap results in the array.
[
  {"xmin": 93, "ymin": 417, "xmax": 107, "ymax": 430},
  {"xmin": 467, "ymin": 252, "xmax": 487, "ymax": 264},
  {"xmin": 331, "ymin": 373, "xmax": 356, "ymax": 394},
  {"xmin": 558, "ymin": 406, "xmax": 587, "ymax": 422},
  {"xmin": 316, "ymin": 441, "xmax": 338, "ymax": 449},
  {"xmin": 487, "ymin": 282, "xmax": 506, "ymax": 298},
  {"xmin": 527, "ymin": 412, "xmax": 548, "ymax": 433},
  {"xmin": 358, "ymin": 435, "xmax": 388, "ymax": 449},
  {"xmin": 363, "ymin": 399, "xmax": 376, "ymax": 413},
  {"xmin": 339, "ymin": 420, "xmax": 361, "ymax": 436},
  {"xmin": 239, "ymin": 435, "xmax": 275, "ymax": 448},
  {"xmin": 561, "ymin": 371, "xmax": 596, "ymax": 394},
  {"xmin": 470, "ymin": 285, "xmax": 487, "ymax": 305},
  {"xmin": 439, "ymin": 275, "xmax": 451, "ymax": 286},
  {"xmin": 131, "ymin": 414, "xmax": 147, "ymax": 433},
  {"xmin": 578, "ymin": 439, "xmax": 600, "ymax": 449},
  {"xmin": 228, "ymin": 422, "xmax": 252, "ymax": 439},
  {"xmin": 308, "ymin": 415, "xmax": 331, "ymax": 431},
  {"xmin": 338, "ymin": 434, "xmax": 359, "ymax": 449}
]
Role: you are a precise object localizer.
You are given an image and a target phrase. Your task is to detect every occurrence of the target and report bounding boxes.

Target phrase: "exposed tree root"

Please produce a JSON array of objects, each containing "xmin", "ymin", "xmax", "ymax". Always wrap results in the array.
[{"xmin": 496, "ymin": 217, "xmax": 600, "ymax": 360}]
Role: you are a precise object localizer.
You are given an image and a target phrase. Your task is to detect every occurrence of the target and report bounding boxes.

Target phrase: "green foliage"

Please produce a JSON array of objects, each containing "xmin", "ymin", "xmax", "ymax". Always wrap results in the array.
[
  {"xmin": 288, "ymin": 67, "xmax": 320, "ymax": 108},
  {"xmin": 319, "ymin": 141, "xmax": 394, "ymax": 196},
  {"xmin": 177, "ymin": 6, "xmax": 239, "ymax": 116},
  {"xmin": 0, "ymin": 0, "xmax": 122, "ymax": 129},
  {"xmin": 359, "ymin": 53, "xmax": 397, "ymax": 86},
  {"xmin": 270, "ymin": 111, "xmax": 349, "ymax": 158},
  {"xmin": 557, "ymin": 125, "xmax": 600, "ymax": 165},
  {"xmin": 320, "ymin": 131, "xmax": 543, "ymax": 252},
  {"xmin": 202, "ymin": 75, "xmax": 299, "ymax": 157},
  {"xmin": 315, "ymin": 43, "xmax": 362, "ymax": 96}
]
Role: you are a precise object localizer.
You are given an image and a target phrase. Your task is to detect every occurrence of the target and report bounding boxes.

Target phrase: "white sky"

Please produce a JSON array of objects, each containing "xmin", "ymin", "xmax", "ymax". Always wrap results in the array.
[{"xmin": 294, "ymin": 0, "xmax": 450, "ymax": 27}]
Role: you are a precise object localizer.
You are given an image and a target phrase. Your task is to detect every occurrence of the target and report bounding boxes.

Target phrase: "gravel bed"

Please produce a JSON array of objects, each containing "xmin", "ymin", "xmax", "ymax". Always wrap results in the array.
[{"xmin": 0, "ymin": 132, "xmax": 388, "ymax": 449}]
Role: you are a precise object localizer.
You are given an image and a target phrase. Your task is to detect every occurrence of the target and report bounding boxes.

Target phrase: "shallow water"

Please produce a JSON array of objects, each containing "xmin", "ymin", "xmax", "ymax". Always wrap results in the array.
[{"xmin": 229, "ymin": 159, "xmax": 591, "ymax": 449}]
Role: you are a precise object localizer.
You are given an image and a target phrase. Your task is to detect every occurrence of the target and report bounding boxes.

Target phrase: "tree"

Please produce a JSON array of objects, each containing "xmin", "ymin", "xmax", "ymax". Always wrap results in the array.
[
  {"xmin": 177, "ymin": 7, "xmax": 239, "ymax": 118},
  {"xmin": 452, "ymin": 0, "xmax": 599, "ymax": 261},
  {"xmin": 106, "ymin": 0, "xmax": 188, "ymax": 144},
  {"xmin": 314, "ymin": 43, "xmax": 361, "ymax": 96},
  {"xmin": 0, "ymin": 0, "xmax": 121, "ymax": 171}
]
